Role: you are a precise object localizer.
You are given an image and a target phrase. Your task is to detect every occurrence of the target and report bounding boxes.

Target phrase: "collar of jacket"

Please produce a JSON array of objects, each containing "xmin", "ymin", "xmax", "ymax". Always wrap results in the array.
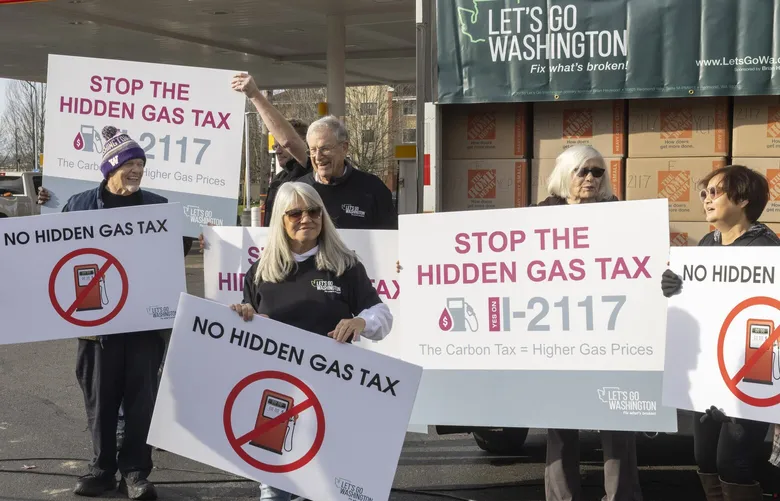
[
  {"xmin": 712, "ymin": 222, "xmax": 780, "ymax": 244},
  {"xmin": 314, "ymin": 158, "xmax": 354, "ymax": 186}
]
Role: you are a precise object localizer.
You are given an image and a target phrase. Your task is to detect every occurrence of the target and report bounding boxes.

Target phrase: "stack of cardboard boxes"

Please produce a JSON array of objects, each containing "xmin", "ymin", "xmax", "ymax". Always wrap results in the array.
[
  {"xmin": 625, "ymin": 97, "xmax": 729, "ymax": 246},
  {"xmin": 440, "ymin": 104, "xmax": 530, "ymax": 212},
  {"xmin": 730, "ymin": 96, "xmax": 780, "ymax": 238},
  {"xmin": 438, "ymin": 96, "xmax": 780, "ymax": 243},
  {"xmin": 530, "ymin": 100, "xmax": 626, "ymax": 203}
]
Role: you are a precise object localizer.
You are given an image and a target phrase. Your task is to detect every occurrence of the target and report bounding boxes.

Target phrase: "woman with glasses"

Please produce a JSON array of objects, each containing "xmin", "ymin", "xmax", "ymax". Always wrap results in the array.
[
  {"xmin": 531, "ymin": 145, "xmax": 643, "ymax": 501},
  {"xmin": 662, "ymin": 164, "xmax": 779, "ymax": 501},
  {"xmin": 229, "ymin": 181, "xmax": 393, "ymax": 501}
]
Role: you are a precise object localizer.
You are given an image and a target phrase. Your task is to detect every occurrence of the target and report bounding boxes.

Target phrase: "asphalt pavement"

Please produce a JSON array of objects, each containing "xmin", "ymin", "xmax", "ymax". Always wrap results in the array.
[{"xmin": 0, "ymin": 252, "xmax": 775, "ymax": 500}]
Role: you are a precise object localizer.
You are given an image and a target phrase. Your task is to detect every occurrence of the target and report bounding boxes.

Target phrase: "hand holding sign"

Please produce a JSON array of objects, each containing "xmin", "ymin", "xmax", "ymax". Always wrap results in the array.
[{"xmin": 328, "ymin": 317, "xmax": 366, "ymax": 343}]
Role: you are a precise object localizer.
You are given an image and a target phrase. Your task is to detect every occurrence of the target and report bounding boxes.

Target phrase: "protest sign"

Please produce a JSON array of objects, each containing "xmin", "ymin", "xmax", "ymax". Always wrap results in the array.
[
  {"xmin": 40, "ymin": 54, "xmax": 245, "ymax": 237},
  {"xmin": 202, "ymin": 226, "xmax": 403, "ymax": 359},
  {"xmin": 0, "ymin": 203, "xmax": 186, "ymax": 344},
  {"xmin": 398, "ymin": 200, "xmax": 678, "ymax": 431},
  {"xmin": 663, "ymin": 246, "xmax": 780, "ymax": 423},
  {"xmin": 148, "ymin": 293, "xmax": 422, "ymax": 501}
]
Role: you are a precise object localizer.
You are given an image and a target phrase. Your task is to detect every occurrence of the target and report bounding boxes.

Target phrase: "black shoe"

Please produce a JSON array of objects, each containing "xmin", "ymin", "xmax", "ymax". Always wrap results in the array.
[
  {"xmin": 118, "ymin": 477, "xmax": 158, "ymax": 500},
  {"xmin": 73, "ymin": 474, "xmax": 116, "ymax": 497}
]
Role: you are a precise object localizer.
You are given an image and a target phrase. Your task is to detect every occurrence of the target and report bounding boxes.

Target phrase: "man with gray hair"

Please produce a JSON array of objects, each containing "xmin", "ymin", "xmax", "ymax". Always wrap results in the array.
[{"xmin": 232, "ymin": 73, "xmax": 397, "ymax": 230}]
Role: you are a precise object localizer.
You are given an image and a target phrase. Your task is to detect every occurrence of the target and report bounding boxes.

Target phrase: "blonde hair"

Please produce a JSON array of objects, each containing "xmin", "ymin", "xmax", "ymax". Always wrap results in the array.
[
  {"xmin": 546, "ymin": 145, "xmax": 614, "ymax": 201},
  {"xmin": 254, "ymin": 182, "xmax": 358, "ymax": 283}
]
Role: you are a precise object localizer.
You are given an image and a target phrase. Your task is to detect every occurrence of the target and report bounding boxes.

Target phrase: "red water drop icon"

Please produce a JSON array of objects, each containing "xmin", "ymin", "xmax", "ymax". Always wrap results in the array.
[
  {"xmin": 73, "ymin": 132, "xmax": 84, "ymax": 150},
  {"xmin": 439, "ymin": 308, "xmax": 452, "ymax": 331}
]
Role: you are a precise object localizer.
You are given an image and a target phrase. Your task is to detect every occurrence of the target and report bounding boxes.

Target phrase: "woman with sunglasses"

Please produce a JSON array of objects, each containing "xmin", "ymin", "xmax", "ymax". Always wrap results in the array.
[
  {"xmin": 662, "ymin": 164, "xmax": 779, "ymax": 501},
  {"xmin": 229, "ymin": 181, "xmax": 393, "ymax": 501},
  {"xmin": 531, "ymin": 145, "xmax": 643, "ymax": 501}
]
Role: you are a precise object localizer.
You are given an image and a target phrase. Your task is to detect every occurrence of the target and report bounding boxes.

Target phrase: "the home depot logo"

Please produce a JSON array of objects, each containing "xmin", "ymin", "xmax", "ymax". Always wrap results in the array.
[
  {"xmin": 658, "ymin": 171, "xmax": 691, "ymax": 202},
  {"xmin": 767, "ymin": 107, "xmax": 780, "ymax": 138},
  {"xmin": 669, "ymin": 232, "xmax": 689, "ymax": 247},
  {"xmin": 660, "ymin": 109, "xmax": 693, "ymax": 139},
  {"xmin": 468, "ymin": 169, "xmax": 497, "ymax": 199},
  {"xmin": 767, "ymin": 169, "xmax": 780, "ymax": 201},
  {"xmin": 562, "ymin": 109, "xmax": 593, "ymax": 138},
  {"xmin": 467, "ymin": 113, "xmax": 496, "ymax": 141}
]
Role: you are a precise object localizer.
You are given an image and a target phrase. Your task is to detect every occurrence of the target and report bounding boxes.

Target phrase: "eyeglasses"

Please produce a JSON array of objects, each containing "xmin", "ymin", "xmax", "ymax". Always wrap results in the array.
[
  {"xmin": 576, "ymin": 166, "xmax": 605, "ymax": 178},
  {"xmin": 699, "ymin": 186, "xmax": 724, "ymax": 201},
  {"xmin": 285, "ymin": 207, "xmax": 323, "ymax": 221}
]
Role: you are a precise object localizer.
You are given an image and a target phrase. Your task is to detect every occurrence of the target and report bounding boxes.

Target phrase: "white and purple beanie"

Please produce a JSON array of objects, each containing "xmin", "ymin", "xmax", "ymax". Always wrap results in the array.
[{"xmin": 99, "ymin": 125, "xmax": 146, "ymax": 179}]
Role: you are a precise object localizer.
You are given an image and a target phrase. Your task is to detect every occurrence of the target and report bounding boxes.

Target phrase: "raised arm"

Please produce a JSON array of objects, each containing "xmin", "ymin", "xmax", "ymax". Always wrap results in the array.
[{"xmin": 231, "ymin": 73, "xmax": 309, "ymax": 166}]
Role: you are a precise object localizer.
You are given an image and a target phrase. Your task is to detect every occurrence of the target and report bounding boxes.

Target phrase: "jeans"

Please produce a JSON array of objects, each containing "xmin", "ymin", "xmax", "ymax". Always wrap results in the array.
[{"xmin": 693, "ymin": 412, "xmax": 769, "ymax": 484}]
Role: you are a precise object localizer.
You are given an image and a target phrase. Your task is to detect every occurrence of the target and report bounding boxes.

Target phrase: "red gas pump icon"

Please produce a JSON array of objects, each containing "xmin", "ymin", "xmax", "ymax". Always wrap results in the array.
[
  {"xmin": 249, "ymin": 389, "xmax": 297, "ymax": 455},
  {"xmin": 742, "ymin": 319, "xmax": 780, "ymax": 385},
  {"xmin": 73, "ymin": 264, "xmax": 109, "ymax": 311}
]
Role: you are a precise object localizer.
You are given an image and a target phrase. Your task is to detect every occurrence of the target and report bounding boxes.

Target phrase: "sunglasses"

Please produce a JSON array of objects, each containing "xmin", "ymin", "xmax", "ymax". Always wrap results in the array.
[
  {"xmin": 285, "ymin": 207, "xmax": 323, "ymax": 221},
  {"xmin": 576, "ymin": 167, "xmax": 605, "ymax": 178},
  {"xmin": 699, "ymin": 186, "xmax": 724, "ymax": 202}
]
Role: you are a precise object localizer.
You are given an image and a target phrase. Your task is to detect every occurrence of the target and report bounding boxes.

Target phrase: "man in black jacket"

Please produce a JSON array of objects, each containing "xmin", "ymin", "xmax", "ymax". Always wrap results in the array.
[{"xmin": 232, "ymin": 73, "xmax": 397, "ymax": 230}]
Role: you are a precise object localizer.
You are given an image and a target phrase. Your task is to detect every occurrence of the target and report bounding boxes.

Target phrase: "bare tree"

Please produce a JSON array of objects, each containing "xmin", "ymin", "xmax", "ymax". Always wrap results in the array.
[{"xmin": 0, "ymin": 80, "xmax": 45, "ymax": 172}]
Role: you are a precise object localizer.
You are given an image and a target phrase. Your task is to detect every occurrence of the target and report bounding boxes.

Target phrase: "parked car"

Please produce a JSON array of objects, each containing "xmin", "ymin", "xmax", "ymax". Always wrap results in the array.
[{"xmin": 0, "ymin": 171, "xmax": 42, "ymax": 219}]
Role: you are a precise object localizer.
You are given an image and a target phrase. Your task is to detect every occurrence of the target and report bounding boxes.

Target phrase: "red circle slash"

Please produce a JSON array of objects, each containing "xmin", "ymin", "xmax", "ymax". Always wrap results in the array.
[
  {"xmin": 717, "ymin": 296, "xmax": 780, "ymax": 407},
  {"xmin": 223, "ymin": 370, "xmax": 325, "ymax": 474},
  {"xmin": 48, "ymin": 248, "xmax": 129, "ymax": 327}
]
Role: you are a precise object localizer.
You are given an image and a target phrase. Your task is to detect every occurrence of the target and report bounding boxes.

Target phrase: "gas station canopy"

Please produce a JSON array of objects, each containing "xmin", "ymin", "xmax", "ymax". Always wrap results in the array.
[{"xmin": 0, "ymin": 0, "xmax": 416, "ymax": 89}]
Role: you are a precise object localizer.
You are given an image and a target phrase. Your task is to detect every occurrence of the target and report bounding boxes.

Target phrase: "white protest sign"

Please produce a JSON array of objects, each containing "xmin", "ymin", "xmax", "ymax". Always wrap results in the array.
[
  {"xmin": 663, "ymin": 246, "xmax": 780, "ymax": 423},
  {"xmin": 148, "ymin": 293, "xmax": 422, "ymax": 501},
  {"xmin": 398, "ymin": 200, "xmax": 679, "ymax": 431},
  {"xmin": 40, "ymin": 54, "xmax": 245, "ymax": 237},
  {"xmin": 0, "ymin": 204, "xmax": 186, "ymax": 344},
  {"xmin": 202, "ymin": 226, "xmax": 403, "ymax": 359}
]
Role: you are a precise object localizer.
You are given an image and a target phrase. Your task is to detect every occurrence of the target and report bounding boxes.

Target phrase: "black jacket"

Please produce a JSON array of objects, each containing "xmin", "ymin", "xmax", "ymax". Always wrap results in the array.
[
  {"xmin": 532, "ymin": 194, "xmax": 620, "ymax": 207},
  {"xmin": 263, "ymin": 158, "xmax": 312, "ymax": 226},
  {"xmin": 698, "ymin": 223, "xmax": 780, "ymax": 247}
]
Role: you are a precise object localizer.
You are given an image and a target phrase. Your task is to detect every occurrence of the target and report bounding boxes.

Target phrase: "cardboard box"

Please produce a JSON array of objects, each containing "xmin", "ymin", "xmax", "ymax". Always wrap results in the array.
[
  {"xmin": 732, "ymin": 96, "xmax": 780, "ymax": 156},
  {"xmin": 533, "ymin": 100, "xmax": 626, "ymax": 158},
  {"xmin": 669, "ymin": 222, "xmax": 714, "ymax": 246},
  {"xmin": 730, "ymin": 158, "xmax": 780, "ymax": 222},
  {"xmin": 625, "ymin": 157, "xmax": 727, "ymax": 221},
  {"xmin": 628, "ymin": 97, "xmax": 729, "ymax": 158},
  {"xmin": 442, "ymin": 103, "xmax": 529, "ymax": 159},
  {"xmin": 767, "ymin": 223, "xmax": 780, "ymax": 237},
  {"xmin": 531, "ymin": 158, "xmax": 624, "ymax": 204},
  {"xmin": 442, "ymin": 159, "xmax": 529, "ymax": 211}
]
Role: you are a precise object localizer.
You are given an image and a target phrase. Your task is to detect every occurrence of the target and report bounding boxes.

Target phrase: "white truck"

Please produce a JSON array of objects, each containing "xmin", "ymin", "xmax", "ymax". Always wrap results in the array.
[{"xmin": 0, "ymin": 171, "xmax": 42, "ymax": 219}]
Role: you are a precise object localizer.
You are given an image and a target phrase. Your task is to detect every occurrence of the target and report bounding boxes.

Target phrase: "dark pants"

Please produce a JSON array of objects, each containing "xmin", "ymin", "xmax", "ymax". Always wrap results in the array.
[
  {"xmin": 116, "ymin": 329, "xmax": 170, "ymax": 442},
  {"xmin": 76, "ymin": 333, "xmax": 165, "ymax": 481},
  {"xmin": 693, "ymin": 412, "xmax": 769, "ymax": 484},
  {"xmin": 545, "ymin": 429, "xmax": 643, "ymax": 501}
]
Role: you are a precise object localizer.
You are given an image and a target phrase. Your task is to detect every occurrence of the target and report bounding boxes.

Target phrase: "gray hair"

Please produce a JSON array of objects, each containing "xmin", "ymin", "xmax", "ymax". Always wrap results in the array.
[
  {"xmin": 254, "ymin": 181, "xmax": 358, "ymax": 284},
  {"xmin": 546, "ymin": 145, "xmax": 614, "ymax": 201},
  {"xmin": 307, "ymin": 115, "xmax": 349, "ymax": 144}
]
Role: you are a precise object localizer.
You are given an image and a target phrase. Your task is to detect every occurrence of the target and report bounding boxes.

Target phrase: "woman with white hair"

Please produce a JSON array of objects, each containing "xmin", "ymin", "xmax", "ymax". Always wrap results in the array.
[
  {"xmin": 229, "ymin": 181, "xmax": 393, "ymax": 501},
  {"xmin": 533, "ymin": 145, "xmax": 642, "ymax": 501},
  {"xmin": 535, "ymin": 144, "xmax": 619, "ymax": 206}
]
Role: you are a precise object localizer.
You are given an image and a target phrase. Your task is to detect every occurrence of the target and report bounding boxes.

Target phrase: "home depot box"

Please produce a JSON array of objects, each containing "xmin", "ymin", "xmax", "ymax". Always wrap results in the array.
[
  {"xmin": 442, "ymin": 103, "xmax": 529, "ymax": 159},
  {"xmin": 732, "ymin": 96, "xmax": 780, "ymax": 156},
  {"xmin": 533, "ymin": 100, "xmax": 626, "ymax": 158},
  {"xmin": 530, "ymin": 158, "xmax": 624, "ymax": 204},
  {"xmin": 628, "ymin": 97, "xmax": 729, "ymax": 158},
  {"xmin": 442, "ymin": 159, "xmax": 529, "ymax": 212},
  {"xmin": 669, "ymin": 222, "xmax": 714, "ymax": 246},
  {"xmin": 625, "ymin": 157, "xmax": 727, "ymax": 221},
  {"xmin": 731, "ymin": 158, "xmax": 780, "ymax": 222}
]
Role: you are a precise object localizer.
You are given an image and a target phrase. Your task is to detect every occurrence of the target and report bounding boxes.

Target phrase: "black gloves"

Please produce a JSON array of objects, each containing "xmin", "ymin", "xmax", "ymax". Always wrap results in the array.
[
  {"xmin": 661, "ymin": 269, "xmax": 683, "ymax": 298},
  {"xmin": 700, "ymin": 405, "xmax": 734, "ymax": 424}
]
